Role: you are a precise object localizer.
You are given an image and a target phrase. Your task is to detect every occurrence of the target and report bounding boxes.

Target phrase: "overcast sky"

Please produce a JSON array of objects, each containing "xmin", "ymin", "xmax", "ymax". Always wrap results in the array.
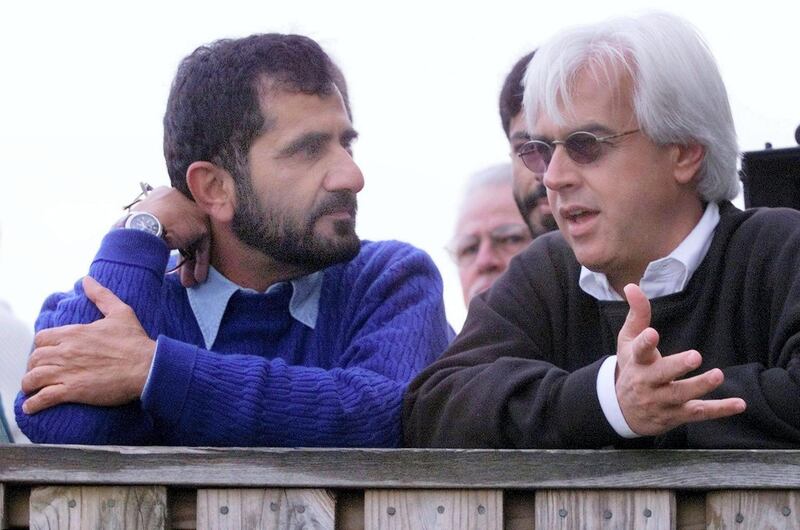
[{"xmin": 1, "ymin": 0, "xmax": 798, "ymax": 330}]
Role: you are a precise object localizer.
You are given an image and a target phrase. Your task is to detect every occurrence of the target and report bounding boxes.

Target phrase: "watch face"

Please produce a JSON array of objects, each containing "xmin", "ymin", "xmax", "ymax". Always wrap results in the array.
[{"xmin": 127, "ymin": 212, "xmax": 162, "ymax": 236}]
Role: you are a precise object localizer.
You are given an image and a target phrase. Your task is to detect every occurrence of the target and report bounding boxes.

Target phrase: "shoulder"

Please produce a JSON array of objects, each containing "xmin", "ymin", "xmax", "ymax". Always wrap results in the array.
[
  {"xmin": 322, "ymin": 240, "xmax": 443, "ymax": 303},
  {"xmin": 718, "ymin": 203, "xmax": 800, "ymax": 251},
  {"xmin": 505, "ymin": 230, "xmax": 579, "ymax": 287},
  {"xmin": 333, "ymin": 240, "xmax": 439, "ymax": 279}
]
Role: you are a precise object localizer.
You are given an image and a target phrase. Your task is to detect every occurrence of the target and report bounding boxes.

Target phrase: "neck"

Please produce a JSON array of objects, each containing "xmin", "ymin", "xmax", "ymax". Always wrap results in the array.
[
  {"xmin": 211, "ymin": 227, "xmax": 313, "ymax": 292},
  {"xmin": 609, "ymin": 197, "xmax": 706, "ymax": 298}
]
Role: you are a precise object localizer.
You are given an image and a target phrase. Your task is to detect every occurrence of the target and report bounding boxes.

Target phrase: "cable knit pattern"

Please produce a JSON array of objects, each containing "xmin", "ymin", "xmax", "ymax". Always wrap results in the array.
[{"xmin": 17, "ymin": 229, "xmax": 452, "ymax": 447}]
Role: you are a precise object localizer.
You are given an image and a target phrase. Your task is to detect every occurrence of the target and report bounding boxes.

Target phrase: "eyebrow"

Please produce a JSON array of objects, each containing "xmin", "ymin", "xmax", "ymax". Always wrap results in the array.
[
  {"xmin": 279, "ymin": 132, "xmax": 332, "ymax": 157},
  {"xmin": 510, "ymin": 131, "xmax": 531, "ymax": 142}
]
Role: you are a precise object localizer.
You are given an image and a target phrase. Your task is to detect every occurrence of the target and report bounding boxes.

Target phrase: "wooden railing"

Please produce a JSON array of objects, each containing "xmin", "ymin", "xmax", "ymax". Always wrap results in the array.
[{"xmin": 1, "ymin": 445, "xmax": 800, "ymax": 529}]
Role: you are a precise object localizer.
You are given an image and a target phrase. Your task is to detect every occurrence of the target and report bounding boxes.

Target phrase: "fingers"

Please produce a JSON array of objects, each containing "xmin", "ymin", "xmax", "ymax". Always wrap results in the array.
[
  {"xmin": 678, "ymin": 397, "xmax": 746, "ymax": 425},
  {"xmin": 21, "ymin": 364, "xmax": 62, "ymax": 394},
  {"xmin": 619, "ymin": 284, "xmax": 652, "ymax": 344},
  {"xmin": 82, "ymin": 276, "xmax": 127, "ymax": 317},
  {"xmin": 21, "ymin": 384, "xmax": 67, "ymax": 415},
  {"xmin": 194, "ymin": 235, "xmax": 210, "ymax": 284}
]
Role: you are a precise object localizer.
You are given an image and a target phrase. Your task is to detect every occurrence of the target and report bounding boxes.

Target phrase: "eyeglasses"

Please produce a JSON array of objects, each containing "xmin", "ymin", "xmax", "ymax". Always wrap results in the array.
[
  {"xmin": 448, "ymin": 223, "xmax": 532, "ymax": 267},
  {"xmin": 517, "ymin": 129, "xmax": 640, "ymax": 174}
]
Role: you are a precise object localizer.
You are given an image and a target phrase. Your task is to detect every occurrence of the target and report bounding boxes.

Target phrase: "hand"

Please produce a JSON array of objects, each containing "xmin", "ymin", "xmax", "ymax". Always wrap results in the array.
[
  {"xmin": 21, "ymin": 276, "xmax": 156, "ymax": 414},
  {"xmin": 614, "ymin": 284, "xmax": 746, "ymax": 436},
  {"xmin": 133, "ymin": 186, "xmax": 211, "ymax": 285}
]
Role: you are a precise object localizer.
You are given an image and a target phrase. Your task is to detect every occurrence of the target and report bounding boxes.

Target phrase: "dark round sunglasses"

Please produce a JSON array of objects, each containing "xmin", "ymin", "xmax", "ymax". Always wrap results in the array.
[{"xmin": 517, "ymin": 129, "xmax": 640, "ymax": 174}]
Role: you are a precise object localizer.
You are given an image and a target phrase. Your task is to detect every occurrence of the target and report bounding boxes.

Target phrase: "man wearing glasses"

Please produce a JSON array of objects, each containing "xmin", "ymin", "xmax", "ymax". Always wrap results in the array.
[
  {"xmin": 404, "ymin": 13, "xmax": 800, "ymax": 448},
  {"xmin": 499, "ymin": 50, "xmax": 558, "ymax": 239},
  {"xmin": 16, "ymin": 33, "xmax": 452, "ymax": 447},
  {"xmin": 450, "ymin": 164, "xmax": 532, "ymax": 305}
]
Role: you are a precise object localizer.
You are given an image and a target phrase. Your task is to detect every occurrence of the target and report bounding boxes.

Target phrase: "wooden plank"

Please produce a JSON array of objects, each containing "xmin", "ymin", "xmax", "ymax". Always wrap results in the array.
[
  {"xmin": 196, "ymin": 488, "xmax": 335, "ymax": 530},
  {"xmin": 364, "ymin": 489, "xmax": 502, "ymax": 530},
  {"xmin": 29, "ymin": 485, "xmax": 166, "ymax": 529},
  {"xmin": 707, "ymin": 490, "xmax": 800, "ymax": 529},
  {"xmin": 3, "ymin": 446, "xmax": 800, "ymax": 489},
  {"xmin": 535, "ymin": 489, "xmax": 674, "ymax": 529}
]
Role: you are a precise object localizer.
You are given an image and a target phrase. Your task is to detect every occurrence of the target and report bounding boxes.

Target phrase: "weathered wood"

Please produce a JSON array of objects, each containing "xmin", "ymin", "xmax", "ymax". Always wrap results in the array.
[
  {"xmin": 196, "ymin": 488, "xmax": 335, "ymax": 530},
  {"xmin": 3, "ymin": 446, "xmax": 800, "ymax": 489},
  {"xmin": 29, "ymin": 485, "xmax": 167, "ymax": 529},
  {"xmin": 707, "ymin": 490, "xmax": 800, "ymax": 529},
  {"xmin": 535, "ymin": 489, "xmax": 674, "ymax": 529},
  {"xmin": 364, "ymin": 489, "xmax": 502, "ymax": 529}
]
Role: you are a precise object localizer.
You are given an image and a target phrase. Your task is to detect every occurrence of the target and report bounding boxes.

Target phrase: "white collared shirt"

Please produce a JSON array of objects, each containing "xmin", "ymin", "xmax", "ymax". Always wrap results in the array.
[{"xmin": 587, "ymin": 202, "xmax": 720, "ymax": 438}]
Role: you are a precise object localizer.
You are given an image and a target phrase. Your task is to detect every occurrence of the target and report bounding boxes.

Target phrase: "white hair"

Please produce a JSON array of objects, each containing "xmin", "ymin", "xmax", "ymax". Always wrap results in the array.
[
  {"xmin": 523, "ymin": 12, "xmax": 739, "ymax": 202},
  {"xmin": 454, "ymin": 163, "xmax": 514, "ymax": 226}
]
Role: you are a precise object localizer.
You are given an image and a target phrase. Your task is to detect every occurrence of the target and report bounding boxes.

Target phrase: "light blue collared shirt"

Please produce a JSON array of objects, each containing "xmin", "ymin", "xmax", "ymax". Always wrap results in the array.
[{"xmin": 186, "ymin": 266, "xmax": 323, "ymax": 349}]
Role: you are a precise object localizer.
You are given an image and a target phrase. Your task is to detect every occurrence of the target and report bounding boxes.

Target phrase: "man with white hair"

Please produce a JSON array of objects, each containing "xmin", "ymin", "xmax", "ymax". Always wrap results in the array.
[
  {"xmin": 449, "ymin": 163, "xmax": 531, "ymax": 305},
  {"xmin": 404, "ymin": 13, "xmax": 800, "ymax": 448}
]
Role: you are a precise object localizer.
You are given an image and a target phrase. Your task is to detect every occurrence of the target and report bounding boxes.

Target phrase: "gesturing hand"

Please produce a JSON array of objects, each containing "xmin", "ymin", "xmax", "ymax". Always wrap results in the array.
[
  {"xmin": 615, "ymin": 284, "xmax": 746, "ymax": 436},
  {"xmin": 21, "ymin": 276, "xmax": 156, "ymax": 414}
]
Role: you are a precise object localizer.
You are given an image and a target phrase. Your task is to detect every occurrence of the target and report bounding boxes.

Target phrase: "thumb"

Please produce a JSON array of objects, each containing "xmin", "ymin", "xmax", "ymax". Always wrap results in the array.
[
  {"xmin": 82, "ymin": 276, "xmax": 126, "ymax": 317},
  {"xmin": 618, "ymin": 283, "xmax": 652, "ymax": 345}
]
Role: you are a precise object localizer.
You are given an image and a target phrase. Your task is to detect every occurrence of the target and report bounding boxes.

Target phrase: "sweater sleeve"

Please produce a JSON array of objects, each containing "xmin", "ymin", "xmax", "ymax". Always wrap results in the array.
[
  {"xmin": 140, "ymin": 242, "xmax": 453, "ymax": 447},
  {"xmin": 403, "ymin": 236, "xmax": 621, "ymax": 448},
  {"xmin": 676, "ymin": 209, "xmax": 800, "ymax": 448},
  {"xmin": 15, "ymin": 229, "xmax": 169, "ymax": 444}
]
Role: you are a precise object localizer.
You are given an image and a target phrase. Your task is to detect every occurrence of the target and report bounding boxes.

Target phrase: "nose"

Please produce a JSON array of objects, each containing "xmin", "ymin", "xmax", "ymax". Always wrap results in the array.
[
  {"xmin": 542, "ymin": 145, "xmax": 578, "ymax": 192},
  {"xmin": 324, "ymin": 150, "xmax": 365, "ymax": 193},
  {"xmin": 473, "ymin": 239, "xmax": 504, "ymax": 274}
]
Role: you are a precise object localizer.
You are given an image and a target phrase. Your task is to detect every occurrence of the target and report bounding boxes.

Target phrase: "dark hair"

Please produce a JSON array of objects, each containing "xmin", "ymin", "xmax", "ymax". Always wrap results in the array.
[
  {"xmin": 498, "ymin": 50, "xmax": 535, "ymax": 138},
  {"xmin": 163, "ymin": 33, "xmax": 350, "ymax": 196}
]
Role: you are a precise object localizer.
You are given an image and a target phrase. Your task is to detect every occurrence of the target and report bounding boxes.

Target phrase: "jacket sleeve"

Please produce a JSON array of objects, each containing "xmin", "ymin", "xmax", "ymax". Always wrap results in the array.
[
  {"xmin": 15, "ymin": 230, "xmax": 169, "ymax": 444},
  {"xmin": 403, "ymin": 236, "xmax": 620, "ymax": 449},
  {"xmin": 139, "ymin": 242, "xmax": 452, "ymax": 447}
]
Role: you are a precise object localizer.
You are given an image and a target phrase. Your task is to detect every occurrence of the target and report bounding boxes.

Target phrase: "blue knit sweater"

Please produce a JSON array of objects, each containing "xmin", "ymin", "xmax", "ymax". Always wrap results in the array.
[{"xmin": 16, "ymin": 230, "xmax": 452, "ymax": 447}]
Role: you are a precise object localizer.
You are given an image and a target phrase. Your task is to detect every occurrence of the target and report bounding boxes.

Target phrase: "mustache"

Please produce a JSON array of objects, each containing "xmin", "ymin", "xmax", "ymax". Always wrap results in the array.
[
  {"xmin": 518, "ymin": 183, "xmax": 548, "ymax": 214},
  {"xmin": 310, "ymin": 191, "xmax": 358, "ymax": 222}
]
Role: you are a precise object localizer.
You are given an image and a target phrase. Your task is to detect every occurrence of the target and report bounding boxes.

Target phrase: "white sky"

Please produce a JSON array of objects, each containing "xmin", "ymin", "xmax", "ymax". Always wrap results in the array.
[{"xmin": 1, "ymin": 0, "xmax": 798, "ymax": 331}]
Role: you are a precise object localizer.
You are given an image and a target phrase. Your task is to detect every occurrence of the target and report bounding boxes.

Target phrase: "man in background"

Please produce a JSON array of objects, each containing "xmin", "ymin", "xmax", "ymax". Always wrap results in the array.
[
  {"xmin": 499, "ymin": 50, "xmax": 557, "ymax": 238},
  {"xmin": 450, "ymin": 164, "xmax": 531, "ymax": 305}
]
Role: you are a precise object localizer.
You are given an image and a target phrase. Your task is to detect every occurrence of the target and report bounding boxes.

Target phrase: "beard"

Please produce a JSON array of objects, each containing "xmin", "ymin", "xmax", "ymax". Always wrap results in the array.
[
  {"xmin": 231, "ymin": 177, "xmax": 361, "ymax": 270},
  {"xmin": 514, "ymin": 183, "xmax": 558, "ymax": 237}
]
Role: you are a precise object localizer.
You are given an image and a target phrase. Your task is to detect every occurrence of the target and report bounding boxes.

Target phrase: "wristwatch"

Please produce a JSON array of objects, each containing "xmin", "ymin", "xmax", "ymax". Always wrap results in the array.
[{"xmin": 123, "ymin": 211, "xmax": 164, "ymax": 238}]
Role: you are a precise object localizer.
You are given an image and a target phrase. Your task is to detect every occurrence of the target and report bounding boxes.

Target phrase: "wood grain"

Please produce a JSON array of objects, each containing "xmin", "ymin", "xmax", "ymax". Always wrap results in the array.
[
  {"xmin": 196, "ymin": 488, "xmax": 335, "ymax": 530},
  {"xmin": 29, "ymin": 485, "xmax": 166, "ymax": 529},
  {"xmin": 535, "ymin": 489, "xmax": 674, "ymax": 529},
  {"xmin": 3, "ymin": 446, "xmax": 800, "ymax": 489},
  {"xmin": 707, "ymin": 490, "xmax": 800, "ymax": 529},
  {"xmin": 365, "ymin": 489, "xmax": 502, "ymax": 529}
]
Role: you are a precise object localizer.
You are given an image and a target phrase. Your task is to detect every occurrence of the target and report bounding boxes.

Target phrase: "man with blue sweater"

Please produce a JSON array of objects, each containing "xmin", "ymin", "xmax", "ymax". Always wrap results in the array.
[{"xmin": 16, "ymin": 34, "xmax": 451, "ymax": 447}]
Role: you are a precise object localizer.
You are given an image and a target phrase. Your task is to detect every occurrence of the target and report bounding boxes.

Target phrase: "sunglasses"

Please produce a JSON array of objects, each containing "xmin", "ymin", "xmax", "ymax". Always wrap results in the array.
[{"xmin": 517, "ymin": 129, "xmax": 640, "ymax": 174}]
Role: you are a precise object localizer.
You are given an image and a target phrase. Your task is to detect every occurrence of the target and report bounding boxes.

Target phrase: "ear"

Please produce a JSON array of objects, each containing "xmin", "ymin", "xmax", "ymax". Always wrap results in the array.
[
  {"xmin": 672, "ymin": 142, "xmax": 705, "ymax": 185},
  {"xmin": 186, "ymin": 161, "xmax": 237, "ymax": 222}
]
